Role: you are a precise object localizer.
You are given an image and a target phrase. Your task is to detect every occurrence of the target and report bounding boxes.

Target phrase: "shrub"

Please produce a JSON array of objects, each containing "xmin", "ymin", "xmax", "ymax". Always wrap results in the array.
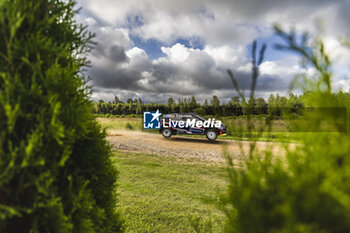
[
  {"xmin": 0, "ymin": 0, "xmax": 122, "ymax": 232},
  {"xmin": 224, "ymin": 93, "xmax": 350, "ymax": 233},
  {"xmin": 223, "ymin": 30, "xmax": 350, "ymax": 232}
]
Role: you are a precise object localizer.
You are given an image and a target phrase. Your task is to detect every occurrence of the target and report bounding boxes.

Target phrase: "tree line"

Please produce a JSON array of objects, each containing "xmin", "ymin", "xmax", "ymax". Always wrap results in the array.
[{"xmin": 93, "ymin": 93, "xmax": 306, "ymax": 117}]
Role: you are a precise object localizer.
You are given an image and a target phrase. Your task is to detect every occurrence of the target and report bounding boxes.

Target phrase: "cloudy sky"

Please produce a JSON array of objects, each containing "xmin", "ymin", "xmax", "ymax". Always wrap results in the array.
[{"xmin": 77, "ymin": 0, "xmax": 350, "ymax": 103}]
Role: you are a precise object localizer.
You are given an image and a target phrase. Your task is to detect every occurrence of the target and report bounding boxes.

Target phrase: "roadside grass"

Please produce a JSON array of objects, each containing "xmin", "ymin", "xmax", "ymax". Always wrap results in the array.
[
  {"xmin": 97, "ymin": 117, "xmax": 143, "ymax": 131},
  {"xmin": 183, "ymin": 132, "xmax": 299, "ymax": 142},
  {"xmin": 113, "ymin": 151, "xmax": 228, "ymax": 233},
  {"xmin": 98, "ymin": 117, "xmax": 300, "ymax": 142},
  {"xmin": 98, "ymin": 116, "xmax": 338, "ymax": 143}
]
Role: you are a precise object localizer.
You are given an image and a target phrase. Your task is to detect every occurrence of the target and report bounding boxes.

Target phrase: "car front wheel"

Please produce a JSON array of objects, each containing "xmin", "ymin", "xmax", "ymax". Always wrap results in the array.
[
  {"xmin": 161, "ymin": 128, "xmax": 172, "ymax": 138},
  {"xmin": 206, "ymin": 129, "xmax": 217, "ymax": 141}
]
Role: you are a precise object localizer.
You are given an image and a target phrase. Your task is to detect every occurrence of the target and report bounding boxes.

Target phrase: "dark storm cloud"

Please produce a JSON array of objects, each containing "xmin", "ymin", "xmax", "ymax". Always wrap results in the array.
[
  {"xmin": 90, "ymin": 67, "xmax": 142, "ymax": 90},
  {"xmin": 86, "ymin": 28, "xmax": 294, "ymax": 102},
  {"xmin": 90, "ymin": 39, "xmax": 129, "ymax": 64},
  {"xmin": 77, "ymin": 0, "xmax": 349, "ymax": 102},
  {"xmin": 210, "ymin": 0, "xmax": 336, "ymax": 18},
  {"xmin": 109, "ymin": 45, "xmax": 129, "ymax": 63},
  {"xmin": 89, "ymin": 52, "xmax": 291, "ymax": 97},
  {"xmin": 334, "ymin": 1, "xmax": 350, "ymax": 35}
]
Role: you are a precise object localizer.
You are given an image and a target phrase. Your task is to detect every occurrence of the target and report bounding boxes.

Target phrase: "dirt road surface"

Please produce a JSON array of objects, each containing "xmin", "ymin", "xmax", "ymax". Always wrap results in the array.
[{"xmin": 106, "ymin": 130, "xmax": 291, "ymax": 163}]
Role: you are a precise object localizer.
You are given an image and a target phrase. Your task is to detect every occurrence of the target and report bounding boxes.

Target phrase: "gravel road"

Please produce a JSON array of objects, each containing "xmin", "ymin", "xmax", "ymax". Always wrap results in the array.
[{"xmin": 106, "ymin": 130, "xmax": 289, "ymax": 163}]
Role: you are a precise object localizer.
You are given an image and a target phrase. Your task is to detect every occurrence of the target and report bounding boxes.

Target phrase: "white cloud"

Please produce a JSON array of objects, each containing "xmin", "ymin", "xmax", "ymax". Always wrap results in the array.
[
  {"xmin": 323, "ymin": 37, "xmax": 350, "ymax": 67},
  {"xmin": 79, "ymin": 0, "xmax": 349, "ymax": 45},
  {"xmin": 160, "ymin": 43, "xmax": 194, "ymax": 63},
  {"xmin": 77, "ymin": 0, "xmax": 350, "ymax": 102},
  {"xmin": 125, "ymin": 47, "xmax": 150, "ymax": 69},
  {"xmin": 260, "ymin": 61, "xmax": 298, "ymax": 77}
]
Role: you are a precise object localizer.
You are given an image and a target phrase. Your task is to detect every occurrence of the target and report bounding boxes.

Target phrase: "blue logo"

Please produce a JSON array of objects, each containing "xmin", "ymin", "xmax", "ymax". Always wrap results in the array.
[{"xmin": 143, "ymin": 110, "xmax": 162, "ymax": 129}]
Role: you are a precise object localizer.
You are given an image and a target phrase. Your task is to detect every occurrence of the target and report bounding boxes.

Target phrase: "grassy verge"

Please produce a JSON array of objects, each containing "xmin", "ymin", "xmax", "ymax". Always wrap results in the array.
[
  {"xmin": 98, "ymin": 117, "xmax": 297, "ymax": 142},
  {"xmin": 113, "ymin": 151, "xmax": 227, "ymax": 232},
  {"xmin": 180, "ymin": 132, "xmax": 296, "ymax": 142},
  {"xmin": 97, "ymin": 117, "xmax": 143, "ymax": 131},
  {"xmin": 98, "ymin": 117, "xmax": 322, "ymax": 142}
]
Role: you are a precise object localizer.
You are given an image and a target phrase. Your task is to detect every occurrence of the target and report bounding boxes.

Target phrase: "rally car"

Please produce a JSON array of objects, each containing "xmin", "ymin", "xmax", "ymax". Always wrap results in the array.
[{"xmin": 159, "ymin": 113, "xmax": 226, "ymax": 141}]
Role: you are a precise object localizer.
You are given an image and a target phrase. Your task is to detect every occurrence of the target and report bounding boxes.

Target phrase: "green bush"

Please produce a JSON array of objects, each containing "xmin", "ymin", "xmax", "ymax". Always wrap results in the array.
[
  {"xmin": 224, "ymin": 93, "xmax": 350, "ymax": 233},
  {"xmin": 223, "ymin": 30, "xmax": 350, "ymax": 232},
  {"xmin": 0, "ymin": 0, "xmax": 122, "ymax": 232}
]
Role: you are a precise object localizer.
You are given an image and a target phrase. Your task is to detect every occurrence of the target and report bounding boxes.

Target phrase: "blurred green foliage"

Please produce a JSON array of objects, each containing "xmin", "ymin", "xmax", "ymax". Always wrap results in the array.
[
  {"xmin": 223, "ymin": 27, "xmax": 350, "ymax": 233},
  {"xmin": 0, "ymin": 0, "xmax": 122, "ymax": 232}
]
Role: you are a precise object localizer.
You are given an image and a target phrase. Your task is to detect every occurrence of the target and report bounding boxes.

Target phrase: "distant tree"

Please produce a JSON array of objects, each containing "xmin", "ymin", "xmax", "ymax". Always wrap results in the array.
[
  {"xmin": 229, "ymin": 96, "xmax": 242, "ymax": 116},
  {"xmin": 183, "ymin": 98, "xmax": 190, "ymax": 112},
  {"xmin": 167, "ymin": 97, "xmax": 175, "ymax": 113},
  {"xmin": 288, "ymin": 93, "xmax": 303, "ymax": 115},
  {"xmin": 193, "ymin": 107, "xmax": 205, "ymax": 115},
  {"xmin": 113, "ymin": 96, "xmax": 120, "ymax": 104},
  {"xmin": 255, "ymin": 97, "xmax": 268, "ymax": 115},
  {"xmin": 246, "ymin": 97, "xmax": 256, "ymax": 115},
  {"xmin": 268, "ymin": 94, "xmax": 277, "ymax": 116},
  {"xmin": 230, "ymin": 96, "xmax": 240, "ymax": 104},
  {"xmin": 203, "ymin": 99, "xmax": 209, "ymax": 115},
  {"xmin": 190, "ymin": 96, "xmax": 197, "ymax": 110},
  {"xmin": 204, "ymin": 99, "xmax": 209, "ymax": 107},
  {"xmin": 168, "ymin": 97, "xmax": 174, "ymax": 106},
  {"xmin": 211, "ymin": 95, "xmax": 220, "ymax": 115},
  {"xmin": 136, "ymin": 98, "xmax": 142, "ymax": 114},
  {"xmin": 276, "ymin": 94, "xmax": 288, "ymax": 116},
  {"xmin": 179, "ymin": 99, "xmax": 185, "ymax": 113}
]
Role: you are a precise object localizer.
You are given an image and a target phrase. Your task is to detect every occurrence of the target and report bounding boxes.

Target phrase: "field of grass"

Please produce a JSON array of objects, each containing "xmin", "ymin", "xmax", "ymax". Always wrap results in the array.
[
  {"xmin": 97, "ymin": 117, "xmax": 143, "ymax": 131},
  {"xmin": 97, "ymin": 116, "xmax": 300, "ymax": 142},
  {"xmin": 113, "ymin": 151, "xmax": 227, "ymax": 232}
]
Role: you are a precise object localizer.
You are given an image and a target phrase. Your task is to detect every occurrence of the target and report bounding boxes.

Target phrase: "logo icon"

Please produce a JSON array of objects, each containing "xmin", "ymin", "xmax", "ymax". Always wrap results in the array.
[{"xmin": 143, "ymin": 110, "xmax": 162, "ymax": 129}]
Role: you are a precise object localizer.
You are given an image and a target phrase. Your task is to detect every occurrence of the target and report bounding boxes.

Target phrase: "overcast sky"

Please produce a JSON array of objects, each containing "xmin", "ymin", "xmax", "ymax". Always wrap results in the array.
[{"xmin": 77, "ymin": 0, "xmax": 350, "ymax": 103}]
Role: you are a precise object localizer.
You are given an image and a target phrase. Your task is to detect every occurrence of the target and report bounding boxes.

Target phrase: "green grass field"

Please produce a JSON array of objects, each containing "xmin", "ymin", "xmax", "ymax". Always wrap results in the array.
[
  {"xmin": 112, "ymin": 151, "xmax": 228, "ymax": 232},
  {"xmin": 98, "ymin": 117, "xmax": 143, "ymax": 131},
  {"xmin": 97, "ymin": 116, "xmax": 301, "ymax": 142}
]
